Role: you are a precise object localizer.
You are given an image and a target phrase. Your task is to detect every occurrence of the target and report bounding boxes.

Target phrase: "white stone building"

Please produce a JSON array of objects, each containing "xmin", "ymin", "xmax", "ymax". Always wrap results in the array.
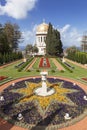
[{"xmin": 36, "ymin": 22, "xmax": 49, "ymax": 55}]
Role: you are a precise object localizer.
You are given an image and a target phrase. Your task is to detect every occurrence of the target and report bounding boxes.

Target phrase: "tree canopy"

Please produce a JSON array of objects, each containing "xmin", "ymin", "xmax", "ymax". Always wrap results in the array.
[
  {"xmin": 46, "ymin": 23, "xmax": 63, "ymax": 56},
  {"xmin": 0, "ymin": 22, "xmax": 21, "ymax": 54},
  {"xmin": 25, "ymin": 44, "xmax": 38, "ymax": 54}
]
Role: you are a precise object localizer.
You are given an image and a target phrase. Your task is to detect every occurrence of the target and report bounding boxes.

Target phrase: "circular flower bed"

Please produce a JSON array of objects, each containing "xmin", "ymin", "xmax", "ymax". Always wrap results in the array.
[{"xmin": 0, "ymin": 77, "xmax": 87, "ymax": 130}]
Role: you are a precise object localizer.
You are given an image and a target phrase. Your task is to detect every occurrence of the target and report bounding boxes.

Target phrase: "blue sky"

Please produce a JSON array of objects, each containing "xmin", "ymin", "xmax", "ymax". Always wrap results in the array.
[{"xmin": 0, "ymin": 0, "xmax": 87, "ymax": 47}]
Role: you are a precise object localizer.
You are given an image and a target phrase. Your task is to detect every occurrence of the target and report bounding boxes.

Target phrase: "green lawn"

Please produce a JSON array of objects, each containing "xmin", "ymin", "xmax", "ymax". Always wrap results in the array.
[
  {"xmin": 49, "ymin": 58, "xmax": 57, "ymax": 70},
  {"xmin": 32, "ymin": 57, "xmax": 40, "ymax": 69},
  {"xmin": 0, "ymin": 57, "xmax": 87, "ymax": 85},
  {"xmin": 0, "ymin": 60, "xmax": 40, "ymax": 79}
]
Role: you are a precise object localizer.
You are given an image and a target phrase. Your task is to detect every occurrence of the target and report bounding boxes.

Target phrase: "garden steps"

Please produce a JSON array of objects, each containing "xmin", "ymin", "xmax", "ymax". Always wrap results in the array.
[
  {"xmin": 25, "ymin": 57, "xmax": 37, "ymax": 71},
  {"xmin": 65, "ymin": 58, "xmax": 87, "ymax": 69},
  {"xmin": 51, "ymin": 58, "xmax": 65, "ymax": 71}
]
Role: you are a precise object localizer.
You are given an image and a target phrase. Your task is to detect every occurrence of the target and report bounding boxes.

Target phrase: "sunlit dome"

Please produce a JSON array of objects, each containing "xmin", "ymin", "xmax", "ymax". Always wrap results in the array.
[{"xmin": 36, "ymin": 22, "xmax": 49, "ymax": 33}]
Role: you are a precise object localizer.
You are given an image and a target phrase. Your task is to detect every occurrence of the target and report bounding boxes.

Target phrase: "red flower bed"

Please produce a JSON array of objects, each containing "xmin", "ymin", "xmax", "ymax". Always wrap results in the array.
[
  {"xmin": 0, "ymin": 76, "xmax": 7, "ymax": 81},
  {"xmin": 82, "ymin": 78, "xmax": 87, "ymax": 81},
  {"xmin": 39, "ymin": 58, "xmax": 50, "ymax": 68}
]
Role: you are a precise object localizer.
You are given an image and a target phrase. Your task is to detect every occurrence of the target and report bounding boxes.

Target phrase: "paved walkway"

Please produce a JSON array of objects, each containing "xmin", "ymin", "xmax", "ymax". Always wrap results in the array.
[
  {"xmin": 65, "ymin": 58, "xmax": 87, "ymax": 69},
  {"xmin": 0, "ymin": 76, "xmax": 87, "ymax": 130},
  {"xmin": 51, "ymin": 58, "xmax": 65, "ymax": 71},
  {"xmin": 25, "ymin": 57, "xmax": 37, "ymax": 71}
]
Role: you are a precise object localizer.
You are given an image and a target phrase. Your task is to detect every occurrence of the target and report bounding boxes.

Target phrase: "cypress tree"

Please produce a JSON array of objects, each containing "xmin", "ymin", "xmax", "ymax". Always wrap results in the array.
[
  {"xmin": 46, "ymin": 23, "xmax": 63, "ymax": 56},
  {"xmin": 46, "ymin": 23, "xmax": 53, "ymax": 55}
]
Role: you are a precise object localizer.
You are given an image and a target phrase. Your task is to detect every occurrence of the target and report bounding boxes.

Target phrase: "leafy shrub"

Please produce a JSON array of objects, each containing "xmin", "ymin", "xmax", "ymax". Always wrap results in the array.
[
  {"xmin": 36, "ymin": 69, "xmax": 40, "ymax": 72},
  {"xmin": 18, "ymin": 57, "xmax": 33, "ymax": 72},
  {"xmin": 67, "ymin": 51, "xmax": 87, "ymax": 64},
  {"xmin": 0, "ymin": 52, "xmax": 23, "ymax": 65},
  {"xmin": 27, "ymin": 69, "xmax": 31, "ymax": 72},
  {"xmin": 60, "ymin": 70, "xmax": 64, "ymax": 73},
  {"xmin": 51, "ymin": 69, "xmax": 55, "ymax": 73}
]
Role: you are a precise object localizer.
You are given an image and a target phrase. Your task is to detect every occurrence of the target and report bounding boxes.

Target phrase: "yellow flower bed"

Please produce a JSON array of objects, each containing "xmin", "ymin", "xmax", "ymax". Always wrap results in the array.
[{"xmin": 14, "ymin": 81, "xmax": 77, "ymax": 109}]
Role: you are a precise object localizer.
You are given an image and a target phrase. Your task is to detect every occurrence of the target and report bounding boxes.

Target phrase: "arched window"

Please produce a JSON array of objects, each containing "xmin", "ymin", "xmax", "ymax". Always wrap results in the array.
[{"xmin": 41, "ymin": 37, "xmax": 42, "ymax": 42}]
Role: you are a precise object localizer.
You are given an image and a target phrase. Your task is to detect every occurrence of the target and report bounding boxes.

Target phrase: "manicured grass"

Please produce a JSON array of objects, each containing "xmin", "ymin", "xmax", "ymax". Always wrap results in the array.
[
  {"xmin": 49, "ymin": 58, "xmax": 57, "ymax": 70},
  {"xmin": 48, "ymin": 59, "xmax": 87, "ymax": 85},
  {"xmin": 0, "ymin": 57, "xmax": 87, "ymax": 85},
  {"xmin": 0, "ymin": 57, "xmax": 87, "ymax": 129},
  {"xmin": 56, "ymin": 58, "xmax": 73, "ymax": 73},
  {"xmin": 0, "ymin": 59, "xmax": 39, "ymax": 79},
  {"xmin": 32, "ymin": 57, "xmax": 57, "ymax": 71},
  {"xmin": 32, "ymin": 57, "xmax": 40, "ymax": 69}
]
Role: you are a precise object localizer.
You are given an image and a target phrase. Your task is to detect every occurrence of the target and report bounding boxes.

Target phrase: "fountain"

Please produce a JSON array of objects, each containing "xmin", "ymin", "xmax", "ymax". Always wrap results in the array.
[
  {"xmin": 43, "ymin": 58, "xmax": 47, "ymax": 67},
  {"xmin": 34, "ymin": 71, "xmax": 55, "ymax": 96}
]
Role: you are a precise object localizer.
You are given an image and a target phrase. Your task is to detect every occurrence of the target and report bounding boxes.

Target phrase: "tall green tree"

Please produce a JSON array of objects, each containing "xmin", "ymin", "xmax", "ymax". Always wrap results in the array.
[
  {"xmin": 46, "ymin": 23, "xmax": 53, "ymax": 55},
  {"xmin": 46, "ymin": 23, "xmax": 63, "ymax": 56},
  {"xmin": 12, "ymin": 23, "xmax": 21, "ymax": 52},
  {"xmin": 33, "ymin": 45, "xmax": 38, "ymax": 53},
  {"xmin": 25, "ymin": 44, "xmax": 33, "ymax": 54},
  {"xmin": 25, "ymin": 44, "xmax": 38, "ymax": 54},
  {"xmin": 0, "ymin": 24, "xmax": 10, "ymax": 54},
  {"xmin": 4, "ymin": 22, "xmax": 21, "ymax": 52}
]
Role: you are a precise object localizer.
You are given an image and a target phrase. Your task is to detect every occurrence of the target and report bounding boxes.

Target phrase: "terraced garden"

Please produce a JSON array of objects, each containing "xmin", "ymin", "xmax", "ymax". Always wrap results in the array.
[{"xmin": 0, "ymin": 56, "xmax": 87, "ymax": 130}]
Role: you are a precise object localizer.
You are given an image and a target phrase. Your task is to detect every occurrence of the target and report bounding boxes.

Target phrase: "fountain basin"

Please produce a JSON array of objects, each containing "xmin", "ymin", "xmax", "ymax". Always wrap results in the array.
[
  {"xmin": 34, "ymin": 71, "xmax": 55, "ymax": 96},
  {"xmin": 34, "ymin": 86, "xmax": 55, "ymax": 97}
]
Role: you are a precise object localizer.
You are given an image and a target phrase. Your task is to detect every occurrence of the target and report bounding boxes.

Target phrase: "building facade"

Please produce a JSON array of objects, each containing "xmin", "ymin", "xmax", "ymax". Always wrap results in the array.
[{"xmin": 36, "ymin": 22, "xmax": 49, "ymax": 55}]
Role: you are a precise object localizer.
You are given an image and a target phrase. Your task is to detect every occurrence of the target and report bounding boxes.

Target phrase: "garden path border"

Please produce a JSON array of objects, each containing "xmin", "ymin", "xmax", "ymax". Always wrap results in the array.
[
  {"xmin": 0, "ymin": 59, "xmax": 23, "ymax": 69},
  {"xmin": 25, "ymin": 57, "xmax": 37, "ymax": 71},
  {"xmin": 65, "ymin": 58, "xmax": 87, "ymax": 69},
  {"xmin": 51, "ymin": 58, "xmax": 65, "ymax": 71}
]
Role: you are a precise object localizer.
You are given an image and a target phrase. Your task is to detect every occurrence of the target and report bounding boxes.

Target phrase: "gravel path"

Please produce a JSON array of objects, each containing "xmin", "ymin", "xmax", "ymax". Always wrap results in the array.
[
  {"xmin": 25, "ymin": 57, "xmax": 37, "ymax": 71},
  {"xmin": 51, "ymin": 58, "xmax": 65, "ymax": 71},
  {"xmin": 65, "ymin": 58, "xmax": 87, "ymax": 69},
  {"xmin": 0, "ymin": 76, "xmax": 87, "ymax": 130}
]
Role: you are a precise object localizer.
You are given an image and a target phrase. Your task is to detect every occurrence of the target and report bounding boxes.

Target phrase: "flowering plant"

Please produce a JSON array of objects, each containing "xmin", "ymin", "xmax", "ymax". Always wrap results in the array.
[
  {"xmin": 0, "ymin": 76, "xmax": 7, "ymax": 81},
  {"xmin": 39, "ymin": 57, "xmax": 50, "ymax": 68},
  {"xmin": 0, "ymin": 77, "xmax": 87, "ymax": 129}
]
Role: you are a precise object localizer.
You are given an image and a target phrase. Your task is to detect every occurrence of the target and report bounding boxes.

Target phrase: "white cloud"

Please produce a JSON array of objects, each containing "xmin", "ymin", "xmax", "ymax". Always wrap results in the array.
[
  {"xmin": 60, "ymin": 24, "xmax": 71, "ymax": 34},
  {"xmin": 58, "ymin": 24, "xmax": 82, "ymax": 47},
  {"xmin": 0, "ymin": 0, "xmax": 37, "ymax": 19},
  {"xmin": 20, "ymin": 24, "xmax": 37, "ymax": 46}
]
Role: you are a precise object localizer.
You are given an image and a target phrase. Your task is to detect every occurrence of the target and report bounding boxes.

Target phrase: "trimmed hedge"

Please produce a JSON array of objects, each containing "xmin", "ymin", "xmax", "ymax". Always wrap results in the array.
[
  {"xmin": 0, "ymin": 52, "xmax": 23, "ymax": 66},
  {"xmin": 67, "ymin": 51, "xmax": 87, "ymax": 64},
  {"xmin": 56, "ymin": 58, "xmax": 73, "ymax": 73},
  {"xmin": 18, "ymin": 57, "xmax": 33, "ymax": 72}
]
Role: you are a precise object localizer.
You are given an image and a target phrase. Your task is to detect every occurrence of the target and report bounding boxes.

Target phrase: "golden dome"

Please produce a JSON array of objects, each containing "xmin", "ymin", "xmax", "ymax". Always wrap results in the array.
[{"xmin": 37, "ymin": 22, "xmax": 49, "ymax": 32}]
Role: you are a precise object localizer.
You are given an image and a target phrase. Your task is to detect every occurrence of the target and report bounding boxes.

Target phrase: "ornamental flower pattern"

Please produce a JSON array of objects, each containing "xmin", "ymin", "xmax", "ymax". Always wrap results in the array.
[
  {"xmin": 0, "ymin": 78, "xmax": 87, "ymax": 129},
  {"xmin": 11, "ymin": 80, "xmax": 77, "ymax": 110},
  {"xmin": 39, "ymin": 58, "xmax": 50, "ymax": 68}
]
